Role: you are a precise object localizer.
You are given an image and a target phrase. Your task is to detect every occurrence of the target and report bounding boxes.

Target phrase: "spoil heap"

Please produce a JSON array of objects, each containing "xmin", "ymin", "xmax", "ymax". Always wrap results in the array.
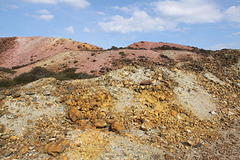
[{"xmin": 0, "ymin": 40, "xmax": 239, "ymax": 159}]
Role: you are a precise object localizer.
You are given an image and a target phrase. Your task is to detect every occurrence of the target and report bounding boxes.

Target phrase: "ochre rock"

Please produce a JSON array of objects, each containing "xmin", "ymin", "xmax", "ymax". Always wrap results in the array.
[
  {"xmin": 45, "ymin": 139, "xmax": 70, "ymax": 156},
  {"xmin": 111, "ymin": 121, "xmax": 123, "ymax": 133},
  {"xmin": 68, "ymin": 107, "xmax": 82, "ymax": 122}
]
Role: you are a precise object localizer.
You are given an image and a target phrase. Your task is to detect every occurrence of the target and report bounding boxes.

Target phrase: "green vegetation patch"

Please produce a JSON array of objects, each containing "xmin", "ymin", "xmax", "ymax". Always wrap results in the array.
[{"xmin": 0, "ymin": 67, "xmax": 96, "ymax": 88}]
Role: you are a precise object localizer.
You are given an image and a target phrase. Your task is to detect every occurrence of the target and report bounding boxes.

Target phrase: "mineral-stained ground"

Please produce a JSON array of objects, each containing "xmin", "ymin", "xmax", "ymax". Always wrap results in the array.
[{"xmin": 0, "ymin": 37, "xmax": 239, "ymax": 160}]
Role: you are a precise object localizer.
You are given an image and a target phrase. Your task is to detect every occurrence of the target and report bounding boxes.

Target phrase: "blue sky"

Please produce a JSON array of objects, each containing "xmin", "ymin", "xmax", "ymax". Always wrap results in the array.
[{"xmin": 0, "ymin": 0, "xmax": 240, "ymax": 49}]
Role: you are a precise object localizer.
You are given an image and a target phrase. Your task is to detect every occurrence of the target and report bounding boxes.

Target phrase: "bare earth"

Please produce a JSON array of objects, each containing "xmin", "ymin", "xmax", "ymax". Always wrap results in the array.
[{"xmin": 0, "ymin": 37, "xmax": 239, "ymax": 160}]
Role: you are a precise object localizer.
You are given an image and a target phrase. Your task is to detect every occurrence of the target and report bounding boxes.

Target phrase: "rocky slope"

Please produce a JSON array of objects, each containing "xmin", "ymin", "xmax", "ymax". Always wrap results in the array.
[{"xmin": 0, "ymin": 37, "xmax": 239, "ymax": 160}]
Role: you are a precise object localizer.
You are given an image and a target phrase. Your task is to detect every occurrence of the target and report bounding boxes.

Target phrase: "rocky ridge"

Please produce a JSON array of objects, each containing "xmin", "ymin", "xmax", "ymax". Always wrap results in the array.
[{"xmin": 0, "ymin": 37, "xmax": 239, "ymax": 159}]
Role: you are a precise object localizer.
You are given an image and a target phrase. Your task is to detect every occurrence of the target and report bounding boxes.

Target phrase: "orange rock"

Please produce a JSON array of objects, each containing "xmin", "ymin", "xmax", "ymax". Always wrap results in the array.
[
  {"xmin": 78, "ymin": 119, "xmax": 87, "ymax": 127},
  {"xmin": 111, "ymin": 121, "xmax": 123, "ymax": 133},
  {"xmin": 19, "ymin": 145, "xmax": 29, "ymax": 155},
  {"xmin": 165, "ymin": 154, "xmax": 175, "ymax": 160},
  {"xmin": 45, "ymin": 139, "xmax": 70, "ymax": 157},
  {"xmin": 9, "ymin": 136, "xmax": 17, "ymax": 141},
  {"xmin": 94, "ymin": 120, "xmax": 107, "ymax": 128},
  {"xmin": 58, "ymin": 155, "xmax": 69, "ymax": 160},
  {"xmin": 68, "ymin": 107, "xmax": 82, "ymax": 122}
]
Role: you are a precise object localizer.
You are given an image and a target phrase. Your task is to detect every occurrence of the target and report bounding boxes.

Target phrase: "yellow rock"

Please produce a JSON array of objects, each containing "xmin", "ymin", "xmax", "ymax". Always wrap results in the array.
[
  {"xmin": 46, "ymin": 139, "xmax": 70, "ymax": 157},
  {"xmin": 111, "ymin": 121, "xmax": 123, "ymax": 133},
  {"xmin": 68, "ymin": 107, "xmax": 83, "ymax": 122},
  {"xmin": 10, "ymin": 136, "xmax": 17, "ymax": 141},
  {"xmin": 94, "ymin": 120, "xmax": 107, "ymax": 128}
]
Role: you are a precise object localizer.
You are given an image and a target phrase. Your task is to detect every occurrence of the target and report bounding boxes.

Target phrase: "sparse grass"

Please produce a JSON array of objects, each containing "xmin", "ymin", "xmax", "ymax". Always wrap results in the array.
[
  {"xmin": 0, "ymin": 67, "xmax": 16, "ymax": 74},
  {"xmin": 159, "ymin": 54, "xmax": 174, "ymax": 62},
  {"xmin": 0, "ymin": 66, "xmax": 96, "ymax": 88},
  {"xmin": 151, "ymin": 45, "xmax": 183, "ymax": 51},
  {"xmin": 138, "ymin": 56, "xmax": 146, "ymax": 59},
  {"xmin": 108, "ymin": 46, "xmax": 119, "ymax": 50},
  {"xmin": 0, "ymin": 79, "xmax": 15, "ymax": 88},
  {"xmin": 11, "ymin": 60, "xmax": 40, "ymax": 69},
  {"xmin": 13, "ymin": 67, "xmax": 55, "ymax": 84},
  {"xmin": 119, "ymin": 52, "xmax": 126, "ymax": 56},
  {"xmin": 191, "ymin": 47, "xmax": 211, "ymax": 55}
]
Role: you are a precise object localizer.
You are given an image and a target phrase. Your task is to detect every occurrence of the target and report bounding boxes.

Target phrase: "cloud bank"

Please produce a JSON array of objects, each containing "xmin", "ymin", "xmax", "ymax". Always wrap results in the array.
[
  {"xmin": 24, "ymin": 0, "xmax": 90, "ymax": 8},
  {"xmin": 98, "ymin": 0, "xmax": 240, "ymax": 33}
]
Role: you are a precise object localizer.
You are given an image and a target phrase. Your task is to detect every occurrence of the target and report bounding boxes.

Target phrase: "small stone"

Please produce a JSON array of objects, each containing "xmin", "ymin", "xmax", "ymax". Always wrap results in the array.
[
  {"xmin": 68, "ymin": 107, "xmax": 83, "ymax": 122},
  {"xmin": 19, "ymin": 145, "xmax": 29, "ymax": 155},
  {"xmin": 194, "ymin": 143, "xmax": 203, "ymax": 148},
  {"xmin": 4, "ymin": 150, "xmax": 13, "ymax": 157},
  {"xmin": 60, "ymin": 155, "xmax": 69, "ymax": 160},
  {"xmin": 159, "ymin": 95, "xmax": 166, "ymax": 101},
  {"xmin": 182, "ymin": 140, "xmax": 195, "ymax": 146},
  {"xmin": 0, "ymin": 124, "xmax": 5, "ymax": 133},
  {"xmin": 186, "ymin": 140, "xmax": 195, "ymax": 146},
  {"xmin": 9, "ymin": 136, "xmax": 17, "ymax": 141},
  {"xmin": 209, "ymin": 110, "xmax": 216, "ymax": 115},
  {"xmin": 0, "ymin": 140, "xmax": 6, "ymax": 147},
  {"xmin": 94, "ymin": 120, "xmax": 107, "ymax": 128},
  {"xmin": 232, "ymin": 94, "xmax": 238, "ymax": 99},
  {"xmin": 25, "ymin": 91, "xmax": 35, "ymax": 95},
  {"xmin": 45, "ymin": 139, "xmax": 70, "ymax": 156},
  {"xmin": 110, "ymin": 121, "xmax": 123, "ymax": 133},
  {"xmin": 44, "ymin": 91, "xmax": 51, "ymax": 96},
  {"xmin": 140, "ymin": 80, "xmax": 152, "ymax": 85},
  {"xmin": 49, "ymin": 138, "xmax": 57, "ymax": 141},
  {"xmin": 5, "ymin": 112, "xmax": 18, "ymax": 119},
  {"xmin": 29, "ymin": 146, "xmax": 35, "ymax": 150},
  {"xmin": 164, "ymin": 154, "xmax": 174, "ymax": 160},
  {"xmin": 140, "ymin": 119, "xmax": 152, "ymax": 131},
  {"xmin": 140, "ymin": 86, "xmax": 145, "ymax": 90}
]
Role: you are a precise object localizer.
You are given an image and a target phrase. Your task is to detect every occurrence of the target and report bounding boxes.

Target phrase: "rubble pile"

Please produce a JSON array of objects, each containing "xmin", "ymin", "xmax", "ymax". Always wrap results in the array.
[{"xmin": 0, "ymin": 47, "xmax": 239, "ymax": 159}]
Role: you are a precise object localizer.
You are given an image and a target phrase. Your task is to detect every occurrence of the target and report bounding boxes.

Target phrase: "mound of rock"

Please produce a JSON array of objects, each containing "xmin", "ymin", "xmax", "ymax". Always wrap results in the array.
[{"xmin": 0, "ymin": 39, "xmax": 239, "ymax": 159}]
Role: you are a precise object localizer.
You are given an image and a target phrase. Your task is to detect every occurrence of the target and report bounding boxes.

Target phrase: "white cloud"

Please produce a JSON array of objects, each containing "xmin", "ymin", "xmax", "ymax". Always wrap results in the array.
[
  {"xmin": 37, "ymin": 9, "xmax": 50, "ymax": 14},
  {"xmin": 98, "ymin": 0, "xmax": 224, "ymax": 33},
  {"xmin": 30, "ymin": 9, "xmax": 54, "ymax": 21},
  {"xmin": 207, "ymin": 42, "xmax": 239, "ymax": 50},
  {"xmin": 6, "ymin": 4, "xmax": 19, "ymax": 9},
  {"xmin": 24, "ymin": 0, "xmax": 90, "ymax": 8},
  {"xmin": 99, "ymin": 11, "xmax": 176, "ymax": 33},
  {"xmin": 224, "ymin": 5, "xmax": 240, "ymax": 23},
  {"xmin": 83, "ymin": 27, "xmax": 91, "ymax": 32},
  {"xmin": 65, "ymin": 26, "xmax": 75, "ymax": 34},
  {"xmin": 233, "ymin": 32, "xmax": 240, "ymax": 35},
  {"xmin": 97, "ymin": 11, "xmax": 105, "ymax": 15},
  {"xmin": 0, "ymin": 4, "xmax": 19, "ymax": 11},
  {"xmin": 24, "ymin": 0, "xmax": 57, "ymax": 4},
  {"xmin": 33, "ymin": 14, "xmax": 54, "ymax": 21},
  {"xmin": 152, "ymin": 0, "xmax": 222, "ymax": 23},
  {"xmin": 112, "ymin": 6, "xmax": 132, "ymax": 13}
]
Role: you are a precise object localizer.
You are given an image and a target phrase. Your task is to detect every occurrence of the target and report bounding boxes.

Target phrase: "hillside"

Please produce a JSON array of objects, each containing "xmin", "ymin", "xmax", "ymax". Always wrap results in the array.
[
  {"xmin": 1, "ymin": 37, "xmax": 204, "ymax": 77},
  {"xmin": 0, "ymin": 36, "xmax": 102, "ymax": 75},
  {"xmin": 0, "ymin": 37, "xmax": 239, "ymax": 159}
]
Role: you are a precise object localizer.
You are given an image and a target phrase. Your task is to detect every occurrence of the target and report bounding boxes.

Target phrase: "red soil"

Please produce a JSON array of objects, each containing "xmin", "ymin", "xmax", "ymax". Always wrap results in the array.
[
  {"xmin": 128, "ymin": 41, "xmax": 193, "ymax": 50},
  {"xmin": 0, "ymin": 37, "xmax": 201, "ymax": 77}
]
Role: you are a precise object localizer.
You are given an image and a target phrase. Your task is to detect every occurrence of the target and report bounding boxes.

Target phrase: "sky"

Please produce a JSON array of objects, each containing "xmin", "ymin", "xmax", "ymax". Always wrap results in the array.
[{"xmin": 0, "ymin": 0, "xmax": 240, "ymax": 50}]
